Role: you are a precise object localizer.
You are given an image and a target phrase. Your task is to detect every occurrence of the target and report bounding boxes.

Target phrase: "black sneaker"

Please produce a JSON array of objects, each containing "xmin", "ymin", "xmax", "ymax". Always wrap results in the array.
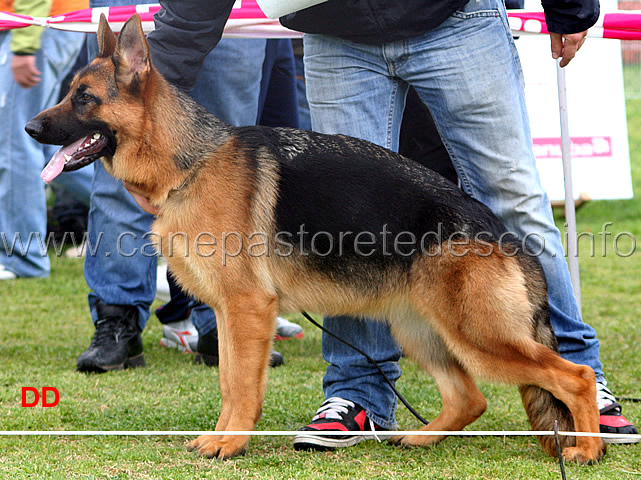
[
  {"xmin": 268, "ymin": 350, "xmax": 284, "ymax": 368},
  {"xmin": 293, "ymin": 397, "xmax": 390, "ymax": 451},
  {"xmin": 194, "ymin": 327, "xmax": 284, "ymax": 368},
  {"xmin": 76, "ymin": 300, "xmax": 145, "ymax": 373},
  {"xmin": 597, "ymin": 380, "xmax": 640, "ymax": 444}
]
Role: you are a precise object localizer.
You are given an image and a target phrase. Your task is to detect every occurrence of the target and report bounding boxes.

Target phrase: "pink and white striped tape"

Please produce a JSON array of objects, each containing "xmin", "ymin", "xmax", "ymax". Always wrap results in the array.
[
  {"xmin": 3, "ymin": 3, "xmax": 641, "ymax": 41},
  {"xmin": 1, "ymin": 0, "xmax": 294, "ymax": 37}
]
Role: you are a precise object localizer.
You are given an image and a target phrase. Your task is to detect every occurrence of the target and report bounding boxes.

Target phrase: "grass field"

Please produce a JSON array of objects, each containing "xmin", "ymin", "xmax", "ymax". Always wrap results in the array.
[{"xmin": 1, "ymin": 106, "xmax": 641, "ymax": 479}]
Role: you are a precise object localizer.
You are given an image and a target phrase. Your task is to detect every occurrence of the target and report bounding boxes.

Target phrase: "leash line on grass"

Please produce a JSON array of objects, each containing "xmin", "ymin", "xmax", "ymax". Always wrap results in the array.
[{"xmin": 0, "ymin": 430, "xmax": 638, "ymax": 440}]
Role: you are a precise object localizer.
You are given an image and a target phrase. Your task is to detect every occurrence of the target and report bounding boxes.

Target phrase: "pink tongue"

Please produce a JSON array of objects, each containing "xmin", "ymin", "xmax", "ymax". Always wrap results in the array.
[{"xmin": 41, "ymin": 137, "xmax": 88, "ymax": 184}]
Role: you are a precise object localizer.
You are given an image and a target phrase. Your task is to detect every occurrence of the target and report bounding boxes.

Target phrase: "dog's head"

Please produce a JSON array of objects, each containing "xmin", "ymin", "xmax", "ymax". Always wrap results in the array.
[{"xmin": 26, "ymin": 14, "xmax": 152, "ymax": 183}]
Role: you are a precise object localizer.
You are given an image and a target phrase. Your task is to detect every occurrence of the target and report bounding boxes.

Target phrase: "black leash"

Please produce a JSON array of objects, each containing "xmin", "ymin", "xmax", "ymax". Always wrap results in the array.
[
  {"xmin": 619, "ymin": 397, "xmax": 641, "ymax": 403},
  {"xmin": 300, "ymin": 311, "xmax": 430, "ymax": 426}
]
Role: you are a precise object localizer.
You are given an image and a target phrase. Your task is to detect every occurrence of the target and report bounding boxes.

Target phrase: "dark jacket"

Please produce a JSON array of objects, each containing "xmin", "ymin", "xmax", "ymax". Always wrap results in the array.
[
  {"xmin": 280, "ymin": 0, "xmax": 469, "ymax": 45},
  {"xmin": 542, "ymin": 0, "xmax": 600, "ymax": 33},
  {"xmin": 147, "ymin": 0, "xmax": 600, "ymax": 92},
  {"xmin": 281, "ymin": 0, "xmax": 599, "ymax": 44}
]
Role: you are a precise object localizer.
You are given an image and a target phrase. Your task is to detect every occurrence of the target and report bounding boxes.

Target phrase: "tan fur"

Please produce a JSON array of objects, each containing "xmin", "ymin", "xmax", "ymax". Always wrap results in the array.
[{"xmin": 29, "ymin": 14, "xmax": 606, "ymax": 463}]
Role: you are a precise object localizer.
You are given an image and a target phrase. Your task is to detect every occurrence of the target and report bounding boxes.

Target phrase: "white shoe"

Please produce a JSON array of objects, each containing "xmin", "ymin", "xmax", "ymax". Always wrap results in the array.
[
  {"xmin": 65, "ymin": 240, "xmax": 86, "ymax": 258},
  {"xmin": 275, "ymin": 316, "xmax": 304, "ymax": 340},
  {"xmin": 0, "ymin": 265, "xmax": 17, "ymax": 280},
  {"xmin": 159, "ymin": 318, "xmax": 199, "ymax": 353}
]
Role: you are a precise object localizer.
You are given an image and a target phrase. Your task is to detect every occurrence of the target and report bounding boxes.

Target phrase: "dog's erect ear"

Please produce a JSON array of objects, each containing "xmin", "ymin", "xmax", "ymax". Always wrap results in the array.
[
  {"xmin": 97, "ymin": 14, "xmax": 117, "ymax": 58},
  {"xmin": 114, "ymin": 14, "xmax": 151, "ymax": 89}
]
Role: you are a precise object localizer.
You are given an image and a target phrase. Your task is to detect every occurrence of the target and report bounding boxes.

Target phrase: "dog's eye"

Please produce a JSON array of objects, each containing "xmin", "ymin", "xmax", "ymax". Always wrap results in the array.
[{"xmin": 77, "ymin": 92, "xmax": 95, "ymax": 105}]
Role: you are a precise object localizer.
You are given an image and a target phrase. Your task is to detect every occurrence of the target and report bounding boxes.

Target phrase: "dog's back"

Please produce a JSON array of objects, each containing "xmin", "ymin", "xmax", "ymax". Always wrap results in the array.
[{"xmin": 231, "ymin": 124, "xmax": 509, "ymax": 274}]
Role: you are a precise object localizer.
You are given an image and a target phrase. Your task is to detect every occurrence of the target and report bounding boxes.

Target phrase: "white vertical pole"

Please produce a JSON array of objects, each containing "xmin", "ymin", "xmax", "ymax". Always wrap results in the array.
[{"xmin": 556, "ymin": 59, "xmax": 581, "ymax": 312}]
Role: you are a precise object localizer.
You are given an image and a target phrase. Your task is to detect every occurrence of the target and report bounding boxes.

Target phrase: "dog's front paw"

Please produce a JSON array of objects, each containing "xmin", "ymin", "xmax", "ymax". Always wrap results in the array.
[
  {"xmin": 562, "ymin": 438, "xmax": 606, "ymax": 465},
  {"xmin": 390, "ymin": 433, "xmax": 444, "ymax": 447},
  {"xmin": 188, "ymin": 434, "xmax": 249, "ymax": 460},
  {"xmin": 562, "ymin": 442, "xmax": 606, "ymax": 465}
]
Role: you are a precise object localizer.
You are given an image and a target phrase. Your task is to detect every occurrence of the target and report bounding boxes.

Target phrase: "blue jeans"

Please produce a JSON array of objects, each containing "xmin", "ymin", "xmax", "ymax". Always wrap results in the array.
[
  {"xmin": 0, "ymin": 28, "xmax": 91, "ymax": 278},
  {"xmin": 190, "ymin": 39, "xmax": 266, "ymax": 128},
  {"xmin": 303, "ymin": 0, "xmax": 601, "ymax": 428},
  {"xmin": 84, "ymin": 35, "xmax": 265, "ymax": 330}
]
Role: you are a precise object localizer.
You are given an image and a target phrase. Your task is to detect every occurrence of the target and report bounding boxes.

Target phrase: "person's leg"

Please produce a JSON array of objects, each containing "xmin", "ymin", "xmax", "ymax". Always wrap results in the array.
[
  {"xmin": 84, "ymin": 162, "xmax": 157, "ymax": 328},
  {"xmin": 292, "ymin": 40, "xmax": 312, "ymax": 131},
  {"xmin": 0, "ymin": 41, "xmax": 49, "ymax": 277},
  {"xmin": 77, "ymin": 35, "xmax": 156, "ymax": 372},
  {"xmin": 156, "ymin": 274, "xmax": 192, "ymax": 326},
  {"xmin": 258, "ymin": 39, "xmax": 299, "ymax": 128},
  {"xmin": 49, "ymin": 169, "xmax": 92, "ymax": 254},
  {"xmin": 0, "ymin": 29, "xmax": 84, "ymax": 278},
  {"xmin": 78, "ymin": 159, "xmax": 155, "ymax": 372},
  {"xmin": 301, "ymin": 34, "xmax": 408, "ymax": 431},
  {"xmin": 399, "ymin": 87, "xmax": 457, "ymax": 184},
  {"xmin": 49, "ymin": 159, "xmax": 94, "ymax": 254},
  {"xmin": 189, "ymin": 38, "xmax": 266, "ymax": 128},
  {"xmin": 398, "ymin": 0, "xmax": 600, "ymax": 377}
]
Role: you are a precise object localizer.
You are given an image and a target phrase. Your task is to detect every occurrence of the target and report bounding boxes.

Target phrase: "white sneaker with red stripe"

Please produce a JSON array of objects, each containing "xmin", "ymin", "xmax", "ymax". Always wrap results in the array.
[
  {"xmin": 159, "ymin": 318, "xmax": 198, "ymax": 353},
  {"xmin": 293, "ymin": 397, "xmax": 390, "ymax": 450},
  {"xmin": 274, "ymin": 316, "xmax": 304, "ymax": 341}
]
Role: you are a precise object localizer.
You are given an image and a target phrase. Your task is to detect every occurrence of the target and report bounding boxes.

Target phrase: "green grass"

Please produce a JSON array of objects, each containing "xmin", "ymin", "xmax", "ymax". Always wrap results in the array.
[{"xmin": 2, "ymin": 107, "xmax": 641, "ymax": 479}]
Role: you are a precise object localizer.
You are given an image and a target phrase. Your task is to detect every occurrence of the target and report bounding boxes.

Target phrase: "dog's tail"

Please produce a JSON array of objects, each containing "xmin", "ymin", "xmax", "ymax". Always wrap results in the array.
[{"xmin": 515, "ymin": 253, "xmax": 576, "ymax": 456}]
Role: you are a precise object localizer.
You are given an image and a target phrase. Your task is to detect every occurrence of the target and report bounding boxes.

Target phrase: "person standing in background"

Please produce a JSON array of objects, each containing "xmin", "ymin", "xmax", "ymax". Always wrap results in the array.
[{"xmin": 0, "ymin": 0, "xmax": 92, "ymax": 280}]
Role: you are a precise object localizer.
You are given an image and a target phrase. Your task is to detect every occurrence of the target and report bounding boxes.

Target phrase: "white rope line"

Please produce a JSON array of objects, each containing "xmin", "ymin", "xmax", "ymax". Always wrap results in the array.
[{"xmin": 0, "ymin": 430, "xmax": 638, "ymax": 440}]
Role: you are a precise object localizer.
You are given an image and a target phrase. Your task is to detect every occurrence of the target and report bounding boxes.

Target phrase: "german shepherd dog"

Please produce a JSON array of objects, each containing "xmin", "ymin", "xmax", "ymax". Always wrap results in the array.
[{"xmin": 26, "ymin": 14, "xmax": 605, "ymax": 463}]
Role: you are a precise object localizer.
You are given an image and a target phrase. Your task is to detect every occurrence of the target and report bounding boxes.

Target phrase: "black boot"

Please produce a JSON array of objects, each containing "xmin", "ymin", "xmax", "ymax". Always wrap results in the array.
[
  {"xmin": 77, "ymin": 299, "xmax": 145, "ymax": 373},
  {"xmin": 194, "ymin": 328, "xmax": 284, "ymax": 368}
]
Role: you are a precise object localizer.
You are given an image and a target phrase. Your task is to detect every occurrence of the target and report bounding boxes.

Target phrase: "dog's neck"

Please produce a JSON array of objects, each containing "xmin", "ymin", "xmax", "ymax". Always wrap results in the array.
[
  {"xmin": 164, "ymin": 82, "xmax": 235, "ymax": 171},
  {"xmin": 110, "ymin": 70, "xmax": 235, "ymax": 212}
]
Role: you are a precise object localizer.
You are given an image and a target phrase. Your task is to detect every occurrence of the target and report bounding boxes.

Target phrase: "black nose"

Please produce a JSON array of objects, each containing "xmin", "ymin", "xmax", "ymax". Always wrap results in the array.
[{"xmin": 25, "ymin": 119, "xmax": 43, "ymax": 139}]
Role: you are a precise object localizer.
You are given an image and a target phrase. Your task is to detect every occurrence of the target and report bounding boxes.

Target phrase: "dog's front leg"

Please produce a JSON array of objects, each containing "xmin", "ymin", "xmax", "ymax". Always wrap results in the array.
[{"xmin": 189, "ymin": 292, "xmax": 278, "ymax": 459}]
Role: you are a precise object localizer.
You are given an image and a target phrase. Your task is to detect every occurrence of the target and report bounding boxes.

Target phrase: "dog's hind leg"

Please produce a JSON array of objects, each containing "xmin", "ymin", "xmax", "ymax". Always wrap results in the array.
[
  {"xmin": 407, "ymin": 253, "xmax": 605, "ymax": 463},
  {"xmin": 188, "ymin": 291, "xmax": 278, "ymax": 459},
  {"xmin": 389, "ymin": 316, "xmax": 487, "ymax": 447},
  {"xmin": 467, "ymin": 343, "xmax": 604, "ymax": 464}
]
